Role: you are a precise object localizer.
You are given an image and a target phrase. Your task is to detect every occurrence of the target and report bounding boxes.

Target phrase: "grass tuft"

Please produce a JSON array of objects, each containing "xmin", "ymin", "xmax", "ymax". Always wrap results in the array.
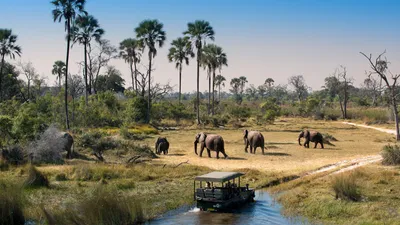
[
  {"xmin": 54, "ymin": 173, "xmax": 67, "ymax": 181},
  {"xmin": 331, "ymin": 173, "xmax": 361, "ymax": 202},
  {"xmin": 381, "ymin": 144, "xmax": 400, "ymax": 165},
  {"xmin": 0, "ymin": 181, "xmax": 25, "ymax": 225},
  {"xmin": 24, "ymin": 165, "xmax": 49, "ymax": 188}
]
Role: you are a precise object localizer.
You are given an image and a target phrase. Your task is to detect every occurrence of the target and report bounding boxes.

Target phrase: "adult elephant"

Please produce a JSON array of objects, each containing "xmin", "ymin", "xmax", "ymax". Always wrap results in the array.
[
  {"xmin": 61, "ymin": 132, "xmax": 74, "ymax": 159},
  {"xmin": 155, "ymin": 137, "xmax": 169, "ymax": 155},
  {"xmin": 194, "ymin": 132, "xmax": 228, "ymax": 159},
  {"xmin": 298, "ymin": 130, "xmax": 324, "ymax": 149},
  {"xmin": 243, "ymin": 130, "xmax": 265, "ymax": 154}
]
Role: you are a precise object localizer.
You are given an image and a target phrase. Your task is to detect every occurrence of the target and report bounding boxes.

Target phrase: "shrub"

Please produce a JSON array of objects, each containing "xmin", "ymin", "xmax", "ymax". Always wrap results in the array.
[
  {"xmin": 332, "ymin": 173, "xmax": 361, "ymax": 201},
  {"xmin": 0, "ymin": 159, "xmax": 9, "ymax": 171},
  {"xmin": 119, "ymin": 127, "xmax": 146, "ymax": 140},
  {"xmin": 24, "ymin": 165, "xmax": 49, "ymax": 188},
  {"xmin": 230, "ymin": 105, "xmax": 251, "ymax": 121},
  {"xmin": 27, "ymin": 126, "xmax": 65, "ymax": 164},
  {"xmin": 381, "ymin": 144, "xmax": 400, "ymax": 165},
  {"xmin": 125, "ymin": 96, "xmax": 147, "ymax": 123},
  {"xmin": 0, "ymin": 115, "xmax": 13, "ymax": 147},
  {"xmin": 1, "ymin": 145, "xmax": 25, "ymax": 165},
  {"xmin": 260, "ymin": 98, "xmax": 281, "ymax": 124},
  {"xmin": 0, "ymin": 182, "xmax": 25, "ymax": 225}
]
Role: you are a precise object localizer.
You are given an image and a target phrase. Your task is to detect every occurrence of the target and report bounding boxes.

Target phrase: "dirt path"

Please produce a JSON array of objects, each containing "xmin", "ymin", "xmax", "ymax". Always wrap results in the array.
[{"xmin": 302, "ymin": 122, "xmax": 395, "ymax": 176}]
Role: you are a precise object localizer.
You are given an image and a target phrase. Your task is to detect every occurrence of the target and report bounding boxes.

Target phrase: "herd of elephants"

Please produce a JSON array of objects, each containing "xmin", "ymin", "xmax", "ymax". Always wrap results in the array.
[
  {"xmin": 59, "ymin": 129, "xmax": 324, "ymax": 160},
  {"xmin": 154, "ymin": 129, "xmax": 325, "ymax": 159}
]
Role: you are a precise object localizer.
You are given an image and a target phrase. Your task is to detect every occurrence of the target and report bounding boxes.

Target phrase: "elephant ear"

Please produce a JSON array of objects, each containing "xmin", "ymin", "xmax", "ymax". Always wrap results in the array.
[{"xmin": 200, "ymin": 133, "xmax": 207, "ymax": 142}]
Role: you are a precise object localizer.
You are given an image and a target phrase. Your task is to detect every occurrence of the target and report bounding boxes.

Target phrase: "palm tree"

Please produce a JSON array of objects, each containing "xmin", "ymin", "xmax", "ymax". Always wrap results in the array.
[
  {"xmin": 71, "ymin": 14, "xmax": 104, "ymax": 104},
  {"xmin": 214, "ymin": 74, "xmax": 226, "ymax": 102},
  {"xmin": 167, "ymin": 37, "xmax": 194, "ymax": 103},
  {"xmin": 239, "ymin": 76, "xmax": 248, "ymax": 93},
  {"xmin": 201, "ymin": 44, "xmax": 227, "ymax": 115},
  {"xmin": 184, "ymin": 20, "xmax": 215, "ymax": 124},
  {"xmin": 119, "ymin": 38, "xmax": 143, "ymax": 94},
  {"xmin": 51, "ymin": 0, "xmax": 86, "ymax": 130},
  {"xmin": 0, "ymin": 29, "xmax": 22, "ymax": 101},
  {"xmin": 51, "ymin": 60, "xmax": 66, "ymax": 88},
  {"xmin": 135, "ymin": 19, "xmax": 166, "ymax": 123}
]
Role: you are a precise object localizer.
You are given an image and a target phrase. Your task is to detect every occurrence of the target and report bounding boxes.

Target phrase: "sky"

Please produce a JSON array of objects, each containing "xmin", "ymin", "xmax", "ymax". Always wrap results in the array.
[{"xmin": 1, "ymin": 0, "xmax": 399, "ymax": 93}]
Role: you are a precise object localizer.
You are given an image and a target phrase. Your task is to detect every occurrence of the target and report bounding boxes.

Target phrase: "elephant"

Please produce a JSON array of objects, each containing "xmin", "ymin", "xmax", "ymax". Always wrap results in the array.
[
  {"xmin": 298, "ymin": 130, "xmax": 324, "ymax": 149},
  {"xmin": 194, "ymin": 132, "xmax": 228, "ymax": 159},
  {"xmin": 60, "ymin": 132, "xmax": 74, "ymax": 159},
  {"xmin": 155, "ymin": 137, "xmax": 169, "ymax": 155},
  {"xmin": 243, "ymin": 130, "xmax": 265, "ymax": 154}
]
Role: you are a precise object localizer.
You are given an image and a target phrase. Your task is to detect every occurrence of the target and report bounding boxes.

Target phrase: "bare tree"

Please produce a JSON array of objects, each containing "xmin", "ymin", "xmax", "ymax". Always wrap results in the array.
[
  {"xmin": 150, "ymin": 81, "xmax": 174, "ymax": 101},
  {"xmin": 288, "ymin": 75, "xmax": 308, "ymax": 103},
  {"xmin": 361, "ymin": 51, "xmax": 400, "ymax": 140},
  {"xmin": 362, "ymin": 74, "xmax": 381, "ymax": 106},
  {"xmin": 68, "ymin": 74, "xmax": 84, "ymax": 122},
  {"xmin": 87, "ymin": 39, "xmax": 118, "ymax": 94},
  {"xmin": 18, "ymin": 61, "xmax": 38, "ymax": 99},
  {"xmin": 335, "ymin": 66, "xmax": 352, "ymax": 119}
]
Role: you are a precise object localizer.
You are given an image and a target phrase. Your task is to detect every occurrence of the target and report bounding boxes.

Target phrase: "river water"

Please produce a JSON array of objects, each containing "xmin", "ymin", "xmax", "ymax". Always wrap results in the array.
[{"xmin": 148, "ymin": 190, "xmax": 309, "ymax": 225}]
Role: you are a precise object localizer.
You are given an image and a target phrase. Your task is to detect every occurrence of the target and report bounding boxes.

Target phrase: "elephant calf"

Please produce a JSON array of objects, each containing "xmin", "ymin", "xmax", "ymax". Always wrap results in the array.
[
  {"xmin": 298, "ymin": 130, "xmax": 324, "ymax": 149},
  {"xmin": 243, "ymin": 130, "xmax": 265, "ymax": 154},
  {"xmin": 155, "ymin": 137, "xmax": 169, "ymax": 155},
  {"xmin": 194, "ymin": 132, "xmax": 228, "ymax": 159}
]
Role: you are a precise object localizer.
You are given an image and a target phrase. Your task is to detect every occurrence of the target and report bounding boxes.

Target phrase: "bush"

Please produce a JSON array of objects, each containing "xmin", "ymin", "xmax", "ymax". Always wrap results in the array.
[
  {"xmin": 1, "ymin": 145, "xmax": 25, "ymax": 165},
  {"xmin": 24, "ymin": 165, "xmax": 49, "ymax": 188},
  {"xmin": 125, "ymin": 96, "xmax": 147, "ymax": 123},
  {"xmin": 0, "ymin": 182, "xmax": 25, "ymax": 225},
  {"xmin": 381, "ymin": 144, "xmax": 400, "ymax": 165},
  {"xmin": 0, "ymin": 159, "xmax": 9, "ymax": 171},
  {"xmin": 0, "ymin": 115, "xmax": 13, "ymax": 147},
  {"xmin": 119, "ymin": 127, "xmax": 146, "ymax": 140},
  {"xmin": 27, "ymin": 126, "xmax": 65, "ymax": 164},
  {"xmin": 230, "ymin": 105, "xmax": 251, "ymax": 121},
  {"xmin": 260, "ymin": 98, "xmax": 281, "ymax": 124},
  {"xmin": 332, "ymin": 173, "xmax": 361, "ymax": 201}
]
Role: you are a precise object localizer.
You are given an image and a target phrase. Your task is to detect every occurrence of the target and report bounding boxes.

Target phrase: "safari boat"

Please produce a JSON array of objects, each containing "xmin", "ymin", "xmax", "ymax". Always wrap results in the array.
[{"xmin": 194, "ymin": 171, "xmax": 255, "ymax": 211}]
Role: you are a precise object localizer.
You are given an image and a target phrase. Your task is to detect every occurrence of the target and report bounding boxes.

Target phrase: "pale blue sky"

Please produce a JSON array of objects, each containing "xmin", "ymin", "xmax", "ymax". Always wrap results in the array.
[{"xmin": 1, "ymin": 0, "xmax": 399, "ymax": 92}]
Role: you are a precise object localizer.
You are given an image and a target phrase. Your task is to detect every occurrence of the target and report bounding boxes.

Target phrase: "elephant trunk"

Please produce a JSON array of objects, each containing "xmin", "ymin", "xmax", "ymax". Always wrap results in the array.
[
  {"xmin": 194, "ymin": 141, "xmax": 198, "ymax": 155},
  {"xmin": 298, "ymin": 135, "xmax": 302, "ymax": 146}
]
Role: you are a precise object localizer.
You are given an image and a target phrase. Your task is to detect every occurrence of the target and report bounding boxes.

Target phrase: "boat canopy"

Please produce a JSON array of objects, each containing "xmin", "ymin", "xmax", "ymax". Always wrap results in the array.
[{"xmin": 195, "ymin": 172, "xmax": 244, "ymax": 183}]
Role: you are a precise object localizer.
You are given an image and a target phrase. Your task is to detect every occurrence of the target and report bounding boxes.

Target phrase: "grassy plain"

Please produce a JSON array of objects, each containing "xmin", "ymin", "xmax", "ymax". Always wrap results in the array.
[{"xmin": 0, "ymin": 118, "xmax": 396, "ymax": 223}]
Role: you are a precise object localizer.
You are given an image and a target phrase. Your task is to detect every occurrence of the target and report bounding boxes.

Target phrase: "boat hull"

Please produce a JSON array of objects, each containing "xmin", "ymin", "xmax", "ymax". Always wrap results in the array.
[{"xmin": 196, "ymin": 190, "xmax": 255, "ymax": 212}]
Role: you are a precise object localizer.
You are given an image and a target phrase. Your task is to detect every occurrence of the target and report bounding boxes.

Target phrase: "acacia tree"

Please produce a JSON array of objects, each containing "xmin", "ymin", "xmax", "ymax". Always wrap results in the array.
[
  {"xmin": 135, "ymin": 19, "xmax": 166, "ymax": 123},
  {"xmin": 51, "ymin": 0, "xmax": 86, "ymax": 130},
  {"xmin": 201, "ymin": 44, "xmax": 227, "ymax": 115},
  {"xmin": 184, "ymin": 20, "xmax": 215, "ymax": 124},
  {"xmin": 167, "ymin": 37, "xmax": 194, "ymax": 103},
  {"xmin": 288, "ymin": 75, "xmax": 308, "ymax": 103},
  {"xmin": 51, "ymin": 60, "xmax": 65, "ymax": 88},
  {"xmin": 71, "ymin": 14, "xmax": 104, "ymax": 104},
  {"xmin": 361, "ymin": 51, "xmax": 400, "ymax": 140},
  {"xmin": 230, "ymin": 77, "xmax": 247, "ymax": 105},
  {"xmin": 18, "ymin": 61, "xmax": 38, "ymax": 99},
  {"xmin": 0, "ymin": 29, "xmax": 22, "ymax": 101},
  {"xmin": 214, "ymin": 74, "xmax": 226, "ymax": 102},
  {"xmin": 119, "ymin": 38, "xmax": 143, "ymax": 94}
]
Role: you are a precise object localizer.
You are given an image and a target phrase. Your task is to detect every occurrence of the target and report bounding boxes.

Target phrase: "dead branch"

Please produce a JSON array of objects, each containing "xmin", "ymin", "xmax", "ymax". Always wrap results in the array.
[
  {"xmin": 127, "ymin": 155, "xmax": 141, "ymax": 164},
  {"xmin": 173, "ymin": 160, "xmax": 189, "ymax": 168}
]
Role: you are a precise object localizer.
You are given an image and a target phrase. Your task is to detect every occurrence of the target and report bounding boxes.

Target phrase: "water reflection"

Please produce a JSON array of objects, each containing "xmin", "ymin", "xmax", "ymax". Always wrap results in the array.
[{"xmin": 148, "ymin": 190, "xmax": 309, "ymax": 225}]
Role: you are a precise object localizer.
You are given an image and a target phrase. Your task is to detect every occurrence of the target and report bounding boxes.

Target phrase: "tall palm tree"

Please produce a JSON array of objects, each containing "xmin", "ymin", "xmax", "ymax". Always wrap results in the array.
[
  {"xmin": 184, "ymin": 20, "xmax": 215, "ymax": 124},
  {"xmin": 71, "ymin": 14, "xmax": 104, "ymax": 104},
  {"xmin": 214, "ymin": 75, "xmax": 226, "ymax": 102},
  {"xmin": 0, "ymin": 29, "xmax": 22, "ymax": 101},
  {"xmin": 51, "ymin": 0, "xmax": 86, "ymax": 130},
  {"xmin": 119, "ymin": 38, "xmax": 143, "ymax": 94},
  {"xmin": 135, "ymin": 19, "xmax": 166, "ymax": 123},
  {"xmin": 201, "ymin": 44, "xmax": 227, "ymax": 115},
  {"xmin": 51, "ymin": 60, "xmax": 66, "ymax": 88},
  {"xmin": 167, "ymin": 37, "xmax": 194, "ymax": 103}
]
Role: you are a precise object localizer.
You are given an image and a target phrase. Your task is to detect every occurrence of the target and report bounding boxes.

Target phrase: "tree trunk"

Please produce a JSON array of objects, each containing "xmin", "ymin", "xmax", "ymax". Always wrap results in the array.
[
  {"xmin": 208, "ymin": 72, "xmax": 211, "ymax": 115},
  {"xmin": 391, "ymin": 91, "xmax": 400, "ymax": 141},
  {"xmin": 84, "ymin": 43, "xmax": 89, "ymax": 106},
  {"xmin": 179, "ymin": 63, "xmax": 182, "ymax": 104},
  {"xmin": 134, "ymin": 61, "xmax": 138, "ymax": 95},
  {"xmin": 196, "ymin": 50, "xmax": 200, "ymax": 124},
  {"xmin": 64, "ymin": 19, "xmax": 71, "ymax": 130},
  {"xmin": 130, "ymin": 61, "xmax": 134, "ymax": 91},
  {"xmin": 343, "ymin": 82, "xmax": 347, "ymax": 119},
  {"xmin": 218, "ymin": 84, "xmax": 221, "ymax": 102},
  {"xmin": 147, "ymin": 54, "xmax": 152, "ymax": 124},
  {"xmin": 0, "ymin": 54, "xmax": 5, "ymax": 101},
  {"xmin": 59, "ymin": 74, "xmax": 61, "ymax": 89},
  {"xmin": 88, "ymin": 44, "xmax": 94, "ymax": 94},
  {"xmin": 212, "ymin": 69, "xmax": 216, "ymax": 115},
  {"xmin": 27, "ymin": 80, "xmax": 30, "ymax": 100}
]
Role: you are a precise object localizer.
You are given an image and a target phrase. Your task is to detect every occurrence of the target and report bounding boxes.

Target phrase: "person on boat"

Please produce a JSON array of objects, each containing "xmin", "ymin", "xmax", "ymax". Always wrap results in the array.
[{"xmin": 206, "ymin": 182, "xmax": 211, "ymax": 188}]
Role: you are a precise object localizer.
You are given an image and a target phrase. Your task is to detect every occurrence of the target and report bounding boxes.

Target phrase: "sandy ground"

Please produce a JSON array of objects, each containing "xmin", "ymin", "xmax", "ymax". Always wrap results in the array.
[{"xmin": 144, "ymin": 119, "xmax": 393, "ymax": 176}]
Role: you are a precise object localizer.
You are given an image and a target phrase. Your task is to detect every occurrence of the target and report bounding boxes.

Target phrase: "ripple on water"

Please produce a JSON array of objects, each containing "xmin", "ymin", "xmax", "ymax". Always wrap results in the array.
[{"xmin": 148, "ymin": 190, "xmax": 309, "ymax": 225}]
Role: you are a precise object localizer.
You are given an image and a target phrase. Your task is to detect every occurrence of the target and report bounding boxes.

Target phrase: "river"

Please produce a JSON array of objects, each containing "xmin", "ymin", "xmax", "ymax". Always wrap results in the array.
[{"xmin": 147, "ymin": 190, "xmax": 309, "ymax": 225}]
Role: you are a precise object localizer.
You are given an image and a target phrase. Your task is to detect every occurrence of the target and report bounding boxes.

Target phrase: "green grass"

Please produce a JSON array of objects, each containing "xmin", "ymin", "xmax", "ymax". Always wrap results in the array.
[
  {"xmin": 332, "ymin": 173, "xmax": 361, "ymax": 201},
  {"xmin": 0, "ymin": 181, "xmax": 25, "ymax": 225},
  {"xmin": 382, "ymin": 144, "xmax": 400, "ymax": 165}
]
